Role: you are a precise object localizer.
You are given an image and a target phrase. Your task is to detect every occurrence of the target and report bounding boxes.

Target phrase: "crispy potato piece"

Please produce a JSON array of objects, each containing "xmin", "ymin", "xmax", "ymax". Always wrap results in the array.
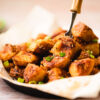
[
  {"xmin": 50, "ymin": 36, "xmax": 81, "ymax": 58},
  {"xmin": 0, "ymin": 44, "xmax": 16, "ymax": 61},
  {"xmin": 83, "ymin": 43, "xmax": 99, "ymax": 56},
  {"xmin": 72, "ymin": 22, "xmax": 98, "ymax": 42},
  {"xmin": 41, "ymin": 36, "xmax": 81, "ymax": 69},
  {"xmin": 24, "ymin": 64, "xmax": 47, "ymax": 83},
  {"xmin": 27, "ymin": 38, "xmax": 54, "ymax": 54},
  {"xmin": 13, "ymin": 51, "xmax": 38, "ymax": 66},
  {"xmin": 69, "ymin": 58, "xmax": 94, "ymax": 77},
  {"xmin": 51, "ymin": 27, "xmax": 66, "ymax": 39},
  {"xmin": 41, "ymin": 55, "xmax": 70, "ymax": 69},
  {"xmin": 48, "ymin": 68, "xmax": 67, "ymax": 82},
  {"xmin": 14, "ymin": 43, "xmax": 28, "ymax": 52},
  {"xmin": 77, "ymin": 50, "xmax": 90, "ymax": 60},
  {"xmin": 36, "ymin": 33, "xmax": 47, "ymax": 40},
  {"xmin": 10, "ymin": 66, "xmax": 24, "ymax": 79}
]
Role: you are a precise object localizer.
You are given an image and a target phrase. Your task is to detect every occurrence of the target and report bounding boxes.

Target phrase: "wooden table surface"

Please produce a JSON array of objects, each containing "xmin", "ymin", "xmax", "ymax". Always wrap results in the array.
[{"xmin": 0, "ymin": 0, "xmax": 100, "ymax": 100}]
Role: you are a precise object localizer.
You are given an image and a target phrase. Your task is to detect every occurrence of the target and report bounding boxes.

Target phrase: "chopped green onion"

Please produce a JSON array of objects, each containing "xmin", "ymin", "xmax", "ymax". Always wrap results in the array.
[
  {"xmin": 29, "ymin": 81, "xmax": 36, "ymax": 84},
  {"xmin": 92, "ymin": 39, "xmax": 98, "ymax": 42},
  {"xmin": 86, "ymin": 50, "xmax": 95, "ymax": 58},
  {"xmin": 86, "ymin": 50, "xmax": 93, "ymax": 55},
  {"xmin": 3, "ymin": 61, "xmax": 9, "ymax": 67},
  {"xmin": 0, "ymin": 19, "xmax": 6, "ymax": 30},
  {"xmin": 17, "ymin": 78, "xmax": 24, "ymax": 83},
  {"xmin": 90, "ymin": 54, "xmax": 95, "ymax": 58},
  {"xmin": 60, "ymin": 77, "xmax": 64, "ymax": 79},
  {"xmin": 59, "ymin": 52, "xmax": 65, "ymax": 57},
  {"xmin": 38, "ymin": 81, "xmax": 44, "ymax": 84},
  {"xmin": 45, "ymin": 56, "xmax": 54, "ymax": 62}
]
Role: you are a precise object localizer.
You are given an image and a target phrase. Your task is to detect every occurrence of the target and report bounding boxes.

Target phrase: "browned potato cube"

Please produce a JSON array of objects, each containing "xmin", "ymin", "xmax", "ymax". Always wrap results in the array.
[
  {"xmin": 10, "ymin": 66, "xmax": 24, "ymax": 79},
  {"xmin": 13, "ymin": 51, "xmax": 38, "ymax": 66},
  {"xmin": 69, "ymin": 58, "xmax": 94, "ymax": 77},
  {"xmin": 83, "ymin": 43, "xmax": 99, "ymax": 56},
  {"xmin": 0, "ymin": 44, "xmax": 16, "ymax": 61},
  {"xmin": 35, "ymin": 33, "xmax": 47, "ymax": 40},
  {"xmin": 50, "ymin": 36, "xmax": 81, "ymax": 58},
  {"xmin": 41, "ymin": 55, "xmax": 70, "ymax": 69},
  {"xmin": 77, "ymin": 50, "xmax": 90, "ymax": 60},
  {"xmin": 72, "ymin": 22, "xmax": 98, "ymax": 42},
  {"xmin": 27, "ymin": 38, "xmax": 54, "ymax": 54},
  {"xmin": 48, "ymin": 68, "xmax": 67, "ymax": 82},
  {"xmin": 24, "ymin": 64, "xmax": 47, "ymax": 83}
]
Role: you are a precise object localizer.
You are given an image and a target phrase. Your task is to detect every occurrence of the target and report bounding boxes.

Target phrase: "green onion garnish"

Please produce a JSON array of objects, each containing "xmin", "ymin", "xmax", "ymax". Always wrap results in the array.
[
  {"xmin": 38, "ymin": 81, "xmax": 44, "ymax": 84},
  {"xmin": 45, "ymin": 36, "xmax": 51, "ymax": 40},
  {"xmin": 92, "ymin": 39, "xmax": 98, "ymax": 42},
  {"xmin": 90, "ymin": 54, "xmax": 95, "ymax": 58},
  {"xmin": 17, "ymin": 78, "xmax": 24, "ymax": 83},
  {"xmin": 86, "ymin": 50, "xmax": 95, "ymax": 58},
  {"xmin": 45, "ymin": 56, "xmax": 54, "ymax": 62},
  {"xmin": 3, "ymin": 61, "xmax": 9, "ymax": 67},
  {"xmin": 60, "ymin": 77, "xmax": 64, "ymax": 79},
  {"xmin": 29, "ymin": 81, "xmax": 36, "ymax": 84},
  {"xmin": 0, "ymin": 19, "xmax": 6, "ymax": 30},
  {"xmin": 59, "ymin": 52, "xmax": 65, "ymax": 57}
]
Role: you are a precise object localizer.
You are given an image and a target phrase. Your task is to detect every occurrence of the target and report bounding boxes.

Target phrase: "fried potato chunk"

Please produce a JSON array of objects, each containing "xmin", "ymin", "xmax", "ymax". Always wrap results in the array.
[
  {"xmin": 72, "ymin": 22, "xmax": 98, "ymax": 43},
  {"xmin": 48, "ymin": 68, "xmax": 67, "ymax": 82},
  {"xmin": 51, "ymin": 36, "xmax": 81, "ymax": 58},
  {"xmin": 77, "ymin": 50, "xmax": 90, "ymax": 60},
  {"xmin": 27, "ymin": 38, "xmax": 54, "ymax": 54},
  {"xmin": 41, "ymin": 55, "xmax": 70, "ymax": 69},
  {"xmin": 83, "ymin": 43, "xmax": 99, "ymax": 56},
  {"xmin": 41, "ymin": 36, "xmax": 81, "ymax": 69},
  {"xmin": 24, "ymin": 64, "xmax": 47, "ymax": 83},
  {"xmin": 0, "ymin": 44, "xmax": 16, "ymax": 61},
  {"xmin": 69, "ymin": 58, "xmax": 94, "ymax": 77},
  {"xmin": 10, "ymin": 66, "xmax": 24, "ymax": 79},
  {"xmin": 13, "ymin": 51, "xmax": 38, "ymax": 66},
  {"xmin": 36, "ymin": 33, "xmax": 47, "ymax": 40}
]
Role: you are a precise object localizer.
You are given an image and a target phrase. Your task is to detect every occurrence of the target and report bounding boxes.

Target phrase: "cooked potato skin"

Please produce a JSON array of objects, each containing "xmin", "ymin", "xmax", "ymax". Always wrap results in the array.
[
  {"xmin": 0, "ymin": 44, "xmax": 16, "ymax": 61},
  {"xmin": 41, "ymin": 55, "xmax": 70, "ymax": 69},
  {"xmin": 69, "ymin": 58, "xmax": 94, "ymax": 77},
  {"xmin": 10, "ymin": 66, "xmax": 24, "ymax": 78},
  {"xmin": 13, "ymin": 51, "xmax": 38, "ymax": 66},
  {"xmin": 36, "ymin": 33, "xmax": 47, "ymax": 40},
  {"xmin": 72, "ymin": 22, "xmax": 98, "ymax": 43},
  {"xmin": 24, "ymin": 64, "xmax": 47, "ymax": 83},
  {"xmin": 27, "ymin": 38, "xmax": 54, "ymax": 54},
  {"xmin": 82, "ymin": 43, "xmax": 99, "ymax": 56},
  {"xmin": 48, "ymin": 68, "xmax": 67, "ymax": 81}
]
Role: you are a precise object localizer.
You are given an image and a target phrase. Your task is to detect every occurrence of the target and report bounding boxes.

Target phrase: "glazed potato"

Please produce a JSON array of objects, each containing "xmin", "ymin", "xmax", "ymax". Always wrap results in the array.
[
  {"xmin": 41, "ymin": 36, "xmax": 81, "ymax": 69},
  {"xmin": 50, "ymin": 36, "xmax": 81, "ymax": 58},
  {"xmin": 72, "ymin": 22, "xmax": 98, "ymax": 42},
  {"xmin": 69, "ymin": 58, "xmax": 94, "ymax": 77},
  {"xmin": 83, "ymin": 43, "xmax": 99, "ymax": 56},
  {"xmin": 41, "ymin": 55, "xmax": 70, "ymax": 69},
  {"xmin": 24, "ymin": 64, "xmax": 47, "ymax": 83},
  {"xmin": 48, "ymin": 68, "xmax": 67, "ymax": 82},
  {"xmin": 27, "ymin": 38, "xmax": 54, "ymax": 54},
  {"xmin": 77, "ymin": 50, "xmax": 90, "ymax": 60},
  {"xmin": 35, "ymin": 33, "xmax": 47, "ymax": 40},
  {"xmin": 10, "ymin": 66, "xmax": 24, "ymax": 79},
  {"xmin": 51, "ymin": 27, "xmax": 66, "ymax": 39},
  {"xmin": 14, "ymin": 43, "xmax": 28, "ymax": 52},
  {"xmin": 0, "ymin": 44, "xmax": 16, "ymax": 61},
  {"xmin": 13, "ymin": 51, "xmax": 38, "ymax": 66}
]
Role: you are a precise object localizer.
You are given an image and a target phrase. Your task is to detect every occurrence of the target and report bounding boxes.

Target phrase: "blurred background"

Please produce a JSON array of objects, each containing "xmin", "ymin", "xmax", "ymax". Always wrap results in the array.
[{"xmin": 0, "ymin": 0, "xmax": 100, "ymax": 31}]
